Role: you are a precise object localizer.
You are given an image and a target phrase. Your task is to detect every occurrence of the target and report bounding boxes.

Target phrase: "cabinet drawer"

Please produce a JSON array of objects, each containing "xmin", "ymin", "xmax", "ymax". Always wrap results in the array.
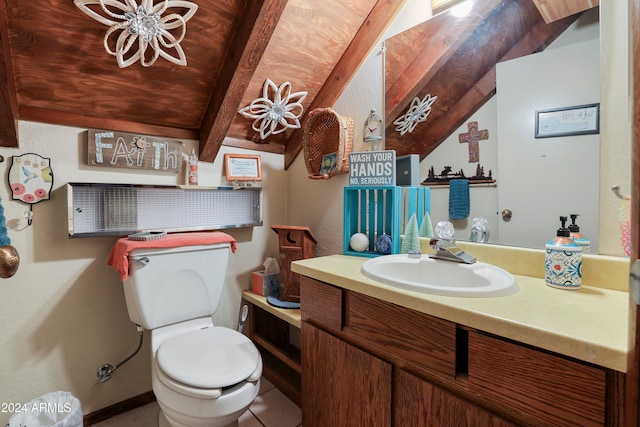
[
  {"xmin": 468, "ymin": 331, "xmax": 606, "ymax": 427},
  {"xmin": 345, "ymin": 292, "xmax": 456, "ymax": 380},
  {"xmin": 300, "ymin": 276, "xmax": 343, "ymax": 331}
]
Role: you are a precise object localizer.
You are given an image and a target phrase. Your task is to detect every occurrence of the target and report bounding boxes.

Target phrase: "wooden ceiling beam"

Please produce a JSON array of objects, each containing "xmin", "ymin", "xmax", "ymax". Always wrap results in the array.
[
  {"xmin": 0, "ymin": 0, "xmax": 18, "ymax": 147},
  {"xmin": 283, "ymin": 0, "xmax": 408, "ymax": 170},
  {"xmin": 199, "ymin": 0, "xmax": 288, "ymax": 163}
]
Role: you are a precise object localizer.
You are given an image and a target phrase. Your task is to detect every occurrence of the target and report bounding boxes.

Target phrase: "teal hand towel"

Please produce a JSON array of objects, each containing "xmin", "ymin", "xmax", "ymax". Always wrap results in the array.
[{"xmin": 449, "ymin": 179, "xmax": 470, "ymax": 220}]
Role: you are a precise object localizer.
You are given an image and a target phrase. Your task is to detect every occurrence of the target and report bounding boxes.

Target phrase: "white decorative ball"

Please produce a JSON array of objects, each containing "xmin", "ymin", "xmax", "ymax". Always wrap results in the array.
[{"xmin": 349, "ymin": 233, "xmax": 369, "ymax": 252}]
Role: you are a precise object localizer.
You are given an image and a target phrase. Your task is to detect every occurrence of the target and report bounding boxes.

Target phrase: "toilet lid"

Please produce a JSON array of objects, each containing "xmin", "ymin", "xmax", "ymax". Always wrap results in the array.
[{"xmin": 157, "ymin": 327, "xmax": 260, "ymax": 389}]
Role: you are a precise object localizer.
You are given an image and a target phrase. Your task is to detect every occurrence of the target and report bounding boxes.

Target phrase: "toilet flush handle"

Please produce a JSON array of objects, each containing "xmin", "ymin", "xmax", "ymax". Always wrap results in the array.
[{"xmin": 134, "ymin": 257, "xmax": 150, "ymax": 266}]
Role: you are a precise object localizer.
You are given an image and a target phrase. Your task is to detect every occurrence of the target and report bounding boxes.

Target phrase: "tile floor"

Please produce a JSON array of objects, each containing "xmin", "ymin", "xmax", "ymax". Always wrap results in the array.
[{"xmin": 92, "ymin": 377, "xmax": 301, "ymax": 427}]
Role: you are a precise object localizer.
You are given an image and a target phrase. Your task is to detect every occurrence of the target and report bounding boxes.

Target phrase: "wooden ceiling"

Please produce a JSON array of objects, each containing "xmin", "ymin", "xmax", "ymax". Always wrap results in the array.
[
  {"xmin": 0, "ymin": 0, "xmax": 598, "ymax": 167},
  {"xmin": 0, "ymin": 0, "xmax": 405, "ymax": 166}
]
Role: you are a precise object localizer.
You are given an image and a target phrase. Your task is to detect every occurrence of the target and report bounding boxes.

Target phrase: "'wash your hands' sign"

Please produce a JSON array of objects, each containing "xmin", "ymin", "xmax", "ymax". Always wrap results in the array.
[{"xmin": 348, "ymin": 150, "xmax": 396, "ymax": 186}]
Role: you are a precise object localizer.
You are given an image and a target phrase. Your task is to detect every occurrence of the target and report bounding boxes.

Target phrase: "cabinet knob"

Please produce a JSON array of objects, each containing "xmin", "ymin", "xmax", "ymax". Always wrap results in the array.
[{"xmin": 501, "ymin": 209, "xmax": 512, "ymax": 221}]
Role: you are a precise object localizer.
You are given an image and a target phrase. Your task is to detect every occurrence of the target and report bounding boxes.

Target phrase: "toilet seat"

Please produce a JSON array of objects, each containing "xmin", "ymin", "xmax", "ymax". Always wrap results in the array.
[{"xmin": 157, "ymin": 326, "xmax": 260, "ymax": 389}]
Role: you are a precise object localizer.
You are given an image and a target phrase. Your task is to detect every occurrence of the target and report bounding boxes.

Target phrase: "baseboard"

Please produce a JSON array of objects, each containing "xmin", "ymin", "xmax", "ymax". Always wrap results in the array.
[{"xmin": 83, "ymin": 391, "xmax": 156, "ymax": 426}]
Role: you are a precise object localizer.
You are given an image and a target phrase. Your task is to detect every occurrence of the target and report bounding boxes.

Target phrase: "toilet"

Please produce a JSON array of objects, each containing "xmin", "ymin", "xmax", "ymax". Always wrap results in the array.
[{"xmin": 121, "ymin": 241, "xmax": 262, "ymax": 427}]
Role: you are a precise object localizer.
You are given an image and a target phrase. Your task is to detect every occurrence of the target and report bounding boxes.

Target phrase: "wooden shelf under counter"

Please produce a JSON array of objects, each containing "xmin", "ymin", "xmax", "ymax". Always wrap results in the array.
[{"xmin": 241, "ymin": 291, "xmax": 301, "ymax": 406}]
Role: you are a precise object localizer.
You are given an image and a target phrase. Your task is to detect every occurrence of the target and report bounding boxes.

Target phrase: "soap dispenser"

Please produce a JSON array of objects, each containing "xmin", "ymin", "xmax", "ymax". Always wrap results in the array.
[
  {"xmin": 568, "ymin": 214, "xmax": 590, "ymax": 253},
  {"xmin": 545, "ymin": 216, "xmax": 582, "ymax": 290}
]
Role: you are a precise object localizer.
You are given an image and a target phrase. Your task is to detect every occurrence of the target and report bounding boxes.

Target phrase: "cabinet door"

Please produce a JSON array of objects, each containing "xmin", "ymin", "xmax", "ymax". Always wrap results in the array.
[
  {"xmin": 395, "ymin": 369, "xmax": 516, "ymax": 427},
  {"xmin": 302, "ymin": 322, "xmax": 392, "ymax": 427}
]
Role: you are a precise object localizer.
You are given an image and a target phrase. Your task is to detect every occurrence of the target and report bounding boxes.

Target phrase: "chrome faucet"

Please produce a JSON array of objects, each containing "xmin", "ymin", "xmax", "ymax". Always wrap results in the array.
[
  {"xmin": 428, "ymin": 238, "xmax": 476, "ymax": 264},
  {"xmin": 469, "ymin": 217, "xmax": 490, "ymax": 243}
]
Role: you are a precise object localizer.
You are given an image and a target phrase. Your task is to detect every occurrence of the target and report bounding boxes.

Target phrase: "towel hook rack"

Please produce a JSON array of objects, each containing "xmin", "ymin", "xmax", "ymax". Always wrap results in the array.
[{"xmin": 611, "ymin": 185, "xmax": 630, "ymax": 200}]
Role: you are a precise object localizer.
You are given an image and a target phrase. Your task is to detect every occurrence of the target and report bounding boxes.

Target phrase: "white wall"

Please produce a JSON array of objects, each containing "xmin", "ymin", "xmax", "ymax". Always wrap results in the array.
[{"xmin": 0, "ymin": 122, "xmax": 286, "ymax": 423}]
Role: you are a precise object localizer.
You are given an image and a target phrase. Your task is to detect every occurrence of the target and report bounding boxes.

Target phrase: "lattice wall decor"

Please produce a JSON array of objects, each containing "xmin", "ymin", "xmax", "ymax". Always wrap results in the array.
[{"xmin": 66, "ymin": 183, "xmax": 262, "ymax": 238}]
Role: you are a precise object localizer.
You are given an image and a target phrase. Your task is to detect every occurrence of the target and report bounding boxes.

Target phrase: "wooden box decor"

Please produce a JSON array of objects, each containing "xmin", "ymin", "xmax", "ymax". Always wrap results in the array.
[
  {"xmin": 303, "ymin": 108, "xmax": 353, "ymax": 180},
  {"xmin": 343, "ymin": 186, "xmax": 430, "ymax": 258},
  {"xmin": 272, "ymin": 225, "xmax": 317, "ymax": 302}
]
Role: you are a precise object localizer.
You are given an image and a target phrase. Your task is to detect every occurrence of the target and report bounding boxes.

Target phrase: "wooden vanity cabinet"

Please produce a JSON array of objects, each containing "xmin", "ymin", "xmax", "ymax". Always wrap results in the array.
[
  {"xmin": 395, "ymin": 369, "xmax": 516, "ymax": 427},
  {"xmin": 302, "ymin": 322, "xmax": 392, "ymax": 426},
  {"xmin": 300, "ymin": 276, "xmax": 623, "ymax": 426}
]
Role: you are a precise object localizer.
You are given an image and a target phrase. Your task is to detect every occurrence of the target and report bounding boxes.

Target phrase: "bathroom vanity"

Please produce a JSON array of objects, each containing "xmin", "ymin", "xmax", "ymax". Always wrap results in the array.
[{"xmin": 292, "ymin": 247, "xmax": 629, "ymax": 426}]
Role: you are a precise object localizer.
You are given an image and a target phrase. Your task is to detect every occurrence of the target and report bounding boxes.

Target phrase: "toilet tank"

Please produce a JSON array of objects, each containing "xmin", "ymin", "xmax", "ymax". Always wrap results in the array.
[{"xmin": 122, "ymin": 243, "xmax": 231, "ymax": 329}]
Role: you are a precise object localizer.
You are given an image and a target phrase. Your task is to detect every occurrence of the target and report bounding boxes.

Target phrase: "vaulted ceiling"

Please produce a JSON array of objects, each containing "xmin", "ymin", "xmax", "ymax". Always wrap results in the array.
[
  {"xmin": 0, "ymin": 0, "xmax": 598, "ymax": 169},
  {"xmin": 0, "ymin": 0, "xmax": 406, "ymax": 167}
]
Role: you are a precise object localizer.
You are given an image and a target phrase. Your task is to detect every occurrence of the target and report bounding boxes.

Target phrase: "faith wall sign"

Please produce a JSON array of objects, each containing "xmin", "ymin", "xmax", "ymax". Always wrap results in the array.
[{"xmin": 87, "ymin": 129, "xmax": 183, "ymax": 173}]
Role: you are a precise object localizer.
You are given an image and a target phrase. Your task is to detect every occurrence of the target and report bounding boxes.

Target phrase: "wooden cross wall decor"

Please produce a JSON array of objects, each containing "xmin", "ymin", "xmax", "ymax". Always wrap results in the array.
[{"xmin": 458, "ymin": 121, "xmax": 489, "ymax": 163}]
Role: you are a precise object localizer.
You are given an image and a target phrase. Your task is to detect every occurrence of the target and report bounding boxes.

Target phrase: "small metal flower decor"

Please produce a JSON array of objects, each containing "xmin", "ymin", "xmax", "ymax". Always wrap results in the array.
[
  {"xmin": 238, "ymin": 79, "xmax": 308, "ymax": 140},
  {"xmin": 74, "ymin": 0, "xmax": 198, "ymax": 68},
  {"xmin": 393, "ymin": 93, "xmax": 438, "ymax": 136},
  {"xmin": 8, "ymin": 153, "xmax": 54, "ymax": 226}
]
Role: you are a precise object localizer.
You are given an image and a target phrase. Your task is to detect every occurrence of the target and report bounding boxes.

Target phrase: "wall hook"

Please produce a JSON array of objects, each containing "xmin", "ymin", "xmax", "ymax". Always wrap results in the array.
[
  {"xmin": 611, "ymin": 185, "xmax": 630, "ymax": 200},
  {"xmin": 25, "ymin": 206, "xmax": 33, "ymax": 226}
]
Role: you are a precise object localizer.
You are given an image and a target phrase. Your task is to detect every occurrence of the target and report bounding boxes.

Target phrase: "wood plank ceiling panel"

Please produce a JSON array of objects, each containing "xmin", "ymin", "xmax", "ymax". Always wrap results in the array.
[
  {"xmin": 4, "ymin": 0, "xmax": 243, "ymax": 134},
  {"xmin": 0, "ymin": 0, "xmax": 18, "ymax": 147},
  {"xmin": 199, "ymin": 0, "xmax": 289, "ymax": 162},
  {"xmin": 284, "ymin": 0, "xmax": 409, "ymax": 169},
  {"xmin": 531, "ymin": 0, "xmax": 599, "ymax": 23},
  {"xmin": 0, "ymin": 0, "xmax": 411, "ymax": 161},
  {"xmin": 226, "ymin": 0, "xmax": 378, "ymax": 150}
]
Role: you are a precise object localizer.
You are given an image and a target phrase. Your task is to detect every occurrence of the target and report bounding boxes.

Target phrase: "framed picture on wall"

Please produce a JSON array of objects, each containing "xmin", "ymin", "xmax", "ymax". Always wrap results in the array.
[
  {"xmin": 224, "ymin": 154, "xmax": 262, "ymax": 181},
  {"xmin": 534, "ymin": 103, "xmax": 600, "ymax": 138}
]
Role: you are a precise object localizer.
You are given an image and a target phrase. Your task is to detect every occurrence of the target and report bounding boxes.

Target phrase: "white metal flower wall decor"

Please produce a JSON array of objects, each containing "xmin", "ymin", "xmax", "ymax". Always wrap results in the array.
[
  {"xmin": 238, "ymin": 79, "xmax": 308, "ymax": 140},
  {"xmin": 393, "ymin": 93, "xmax": 438, "ymax": 135},
  {"xmin": 74, "ymin": 0, "xmax": 198, "ymax": 68}
]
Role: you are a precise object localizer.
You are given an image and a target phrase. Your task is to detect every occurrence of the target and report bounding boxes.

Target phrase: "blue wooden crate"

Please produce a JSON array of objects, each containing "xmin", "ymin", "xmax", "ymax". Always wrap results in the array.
[
  {"xmin": 401, "ymin": 186, "xmax": 431, "ymax": 229},
  {"xmin": 343, "ymin": 186, "xmax": 430, "ymax": 257}
]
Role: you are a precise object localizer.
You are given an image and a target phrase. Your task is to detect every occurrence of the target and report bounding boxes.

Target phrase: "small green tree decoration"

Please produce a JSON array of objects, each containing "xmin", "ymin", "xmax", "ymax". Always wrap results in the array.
[
  {"xmin": 401, "ymin": 213, "xmax": 421, "ymax": 254},
  {"xmin": 419, "ymin": 211, "xmax": 435, "ymax": 238}
]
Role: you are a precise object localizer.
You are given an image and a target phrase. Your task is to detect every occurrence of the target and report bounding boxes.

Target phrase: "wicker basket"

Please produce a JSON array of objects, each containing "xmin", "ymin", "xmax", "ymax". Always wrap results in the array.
[{"xmin": 303, "ymin": 108, "xmax": 354, "ymax": 179}]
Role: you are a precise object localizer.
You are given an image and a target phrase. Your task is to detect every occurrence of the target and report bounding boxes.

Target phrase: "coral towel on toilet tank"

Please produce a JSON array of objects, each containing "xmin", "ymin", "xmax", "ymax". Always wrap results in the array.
[{"xmin": 107, "ymin": 232, "xmax": 237, "ymax": 280}]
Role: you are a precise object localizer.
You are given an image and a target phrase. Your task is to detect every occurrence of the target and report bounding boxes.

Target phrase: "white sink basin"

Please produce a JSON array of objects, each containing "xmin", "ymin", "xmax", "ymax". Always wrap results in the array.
[{"xmin": 361, "ymin": 254, "xmax": 518, "ymax": 297}]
